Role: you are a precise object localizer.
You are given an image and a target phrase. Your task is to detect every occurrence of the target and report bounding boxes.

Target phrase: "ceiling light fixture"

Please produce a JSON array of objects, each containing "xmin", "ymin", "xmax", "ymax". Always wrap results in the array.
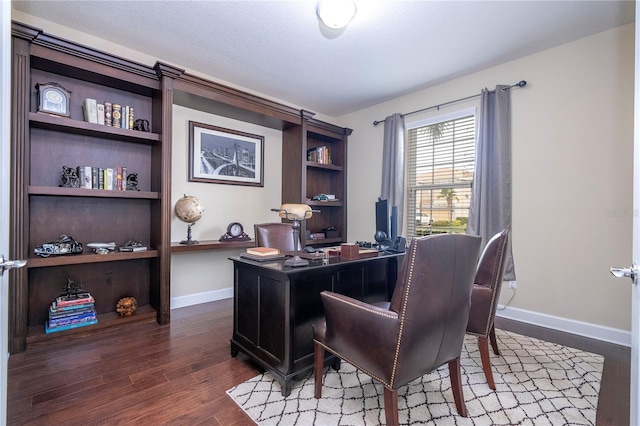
[{"xmin": 316, "ymin": 0, "xmax": 357, "ymax": 30}]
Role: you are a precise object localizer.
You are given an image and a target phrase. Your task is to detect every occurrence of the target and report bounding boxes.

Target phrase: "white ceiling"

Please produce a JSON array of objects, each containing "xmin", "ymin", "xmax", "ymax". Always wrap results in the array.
[{"xmin": 12, "ymin": 0, "xmax": 635, "ymax": 117}]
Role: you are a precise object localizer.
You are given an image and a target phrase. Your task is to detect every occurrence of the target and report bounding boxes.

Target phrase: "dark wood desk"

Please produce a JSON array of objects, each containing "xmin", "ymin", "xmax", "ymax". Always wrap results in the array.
[{"xmin": 229, "ymin": 252, "xmax": 404, "ymax": 396}]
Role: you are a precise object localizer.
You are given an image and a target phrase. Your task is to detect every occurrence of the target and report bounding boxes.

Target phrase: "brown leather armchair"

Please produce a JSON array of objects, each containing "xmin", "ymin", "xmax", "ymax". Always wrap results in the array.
[
  {"xmin": 466, "ymin": 229, "xmax": 509, "ymax": 390},
  {"xmin": 253, "ymin": 222, "xmax": 298, "ymax": 252},
  {"xmin": 313, "ymin": 233, "xmax": 482, "ymax": 426}
]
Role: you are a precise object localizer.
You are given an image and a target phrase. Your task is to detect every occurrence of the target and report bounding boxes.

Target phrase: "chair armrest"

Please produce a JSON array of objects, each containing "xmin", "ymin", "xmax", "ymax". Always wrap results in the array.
[{"xmin": 316, "ymin": 291, "xmax": 400, "ymax": 380}]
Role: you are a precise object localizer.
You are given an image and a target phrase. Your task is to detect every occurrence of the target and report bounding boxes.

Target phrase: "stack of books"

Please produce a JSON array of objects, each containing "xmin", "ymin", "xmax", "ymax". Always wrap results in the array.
[
  {"xmin": 240, "ymin": 247, "xmax": 286, "ymax": 261},
  {"xmin": 45, "ymin": 292, "xmax": 98, "ymax": 334}
]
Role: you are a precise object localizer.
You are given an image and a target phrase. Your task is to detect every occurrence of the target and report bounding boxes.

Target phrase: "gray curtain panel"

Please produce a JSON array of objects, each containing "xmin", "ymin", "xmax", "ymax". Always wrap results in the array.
[
  {"xmin": 467, "ymin": 85, "xmax": 516, "ymax": 280},
  {"xmin": 381, "ymin": 113, "xmax": 406, "ymax": 236}
]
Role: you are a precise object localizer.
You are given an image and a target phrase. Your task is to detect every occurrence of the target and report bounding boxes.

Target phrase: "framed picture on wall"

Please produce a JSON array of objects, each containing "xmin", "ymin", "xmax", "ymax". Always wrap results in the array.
[{"xmin": 188, "ymin": 121, "xmax": 264, "ymax": 187}]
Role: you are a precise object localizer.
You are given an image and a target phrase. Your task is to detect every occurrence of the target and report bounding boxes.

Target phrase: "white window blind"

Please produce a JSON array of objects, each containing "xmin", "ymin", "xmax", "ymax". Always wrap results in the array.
[{"xmin": 407, "ymin": 113, "xmax": 475, "ymax": 237}]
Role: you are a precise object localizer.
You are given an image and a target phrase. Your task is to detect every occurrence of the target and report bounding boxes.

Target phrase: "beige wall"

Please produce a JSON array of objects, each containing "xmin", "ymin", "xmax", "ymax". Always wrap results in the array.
[
  {"xmin": 170, "ymin": 106, "xmax": 283, "ymax": 302},
  {"xmin": 11, "ymin": 9, "xmax": 635, "ymax": 336},
  {"xmin": 341, "ymin": 24, "xmax": 635, "ymax": 332}
]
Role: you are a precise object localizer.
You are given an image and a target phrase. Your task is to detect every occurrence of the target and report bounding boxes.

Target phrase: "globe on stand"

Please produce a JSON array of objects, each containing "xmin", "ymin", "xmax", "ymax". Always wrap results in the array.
[{"xmin": 174, "ymin": 195, "xmax": 204, "ymax": 245}]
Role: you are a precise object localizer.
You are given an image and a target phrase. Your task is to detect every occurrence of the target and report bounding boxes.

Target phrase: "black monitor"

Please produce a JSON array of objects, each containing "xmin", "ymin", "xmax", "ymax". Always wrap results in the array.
[{"xmin": 375, "ymin": 198, "xmax": 389, "ymax": 241}]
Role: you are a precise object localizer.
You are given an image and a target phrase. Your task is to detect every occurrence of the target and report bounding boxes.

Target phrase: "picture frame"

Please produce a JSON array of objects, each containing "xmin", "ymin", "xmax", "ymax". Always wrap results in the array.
[{"xmin": 188, "ymin": 121, "xmax": 264, "ymax": 187}]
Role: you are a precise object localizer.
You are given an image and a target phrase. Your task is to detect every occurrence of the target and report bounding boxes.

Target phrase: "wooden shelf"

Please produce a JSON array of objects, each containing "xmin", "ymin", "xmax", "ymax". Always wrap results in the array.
[
  {"xmin": 29, "ymin": 186, "xmax": 159, "ymax": 199},
  {"xmin": 27, "ymin": 250, "xmax": 159, "ymax": 268},
  {"xmin": 305, "ymin": 237, "xmax": 343, "ymax": 246},
  {"xmin": 306, "ymin": 161, "xmax": 343, "ymax": 171},
  {"xmin": 30, "ymin": 112, "xmax": 160, "ymax": 144},
  {"xmin": 26, "ymin": 304, "xmax": 157, "ymax": 347},
  {"xmin": 171, "ymin": 240, "xmax": 255, "ymax": 253},
  {"xmin": 307, "ymin": 201, "xmax": 343, "ymax": 207}
]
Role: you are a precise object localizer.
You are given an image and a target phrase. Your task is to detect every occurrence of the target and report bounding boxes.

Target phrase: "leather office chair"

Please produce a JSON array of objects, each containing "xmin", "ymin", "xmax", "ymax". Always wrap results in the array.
[
  {"xmin": 254, "ymin": 222, "xmax": 298, "ymax": 252},
  {"xmin": 313, "ymin": 233, "xmax": 482, "ymax": 426},
  {"xmin": 466, "ymin": 229, "xmax": 509, "ymax": 390}
]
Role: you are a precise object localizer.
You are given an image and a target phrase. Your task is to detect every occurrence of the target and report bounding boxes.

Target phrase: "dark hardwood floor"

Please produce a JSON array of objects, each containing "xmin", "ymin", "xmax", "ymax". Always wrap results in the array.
[{"xmin": 7, "ymin": 299, "xmax": 630, "ymax": 425}]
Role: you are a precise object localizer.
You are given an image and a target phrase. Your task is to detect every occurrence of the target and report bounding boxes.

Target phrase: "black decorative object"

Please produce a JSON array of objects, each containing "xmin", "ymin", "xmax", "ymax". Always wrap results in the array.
[
  {"xmin": 59, "ymin": 166, "xmax": 80, "ymax": 188},
  {"xmin": 61, "ymin": 277, "xmax": 85, "ymax": 298},
  {"xmin": 133, "ymin": 119, "xmax": 150, "ymax": 132},
  {"xmin": 126, "ymin": 173, "xmax": 139, "ymax": 191}
]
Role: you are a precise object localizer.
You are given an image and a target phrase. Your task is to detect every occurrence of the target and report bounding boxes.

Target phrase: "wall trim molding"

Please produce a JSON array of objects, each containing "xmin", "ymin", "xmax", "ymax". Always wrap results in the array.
[
  {"xmin": 496, "ymin": 305, "xmax": 631, "ymax": 347},
  {"xmin": 169, "ymin": 289, "xmax": 632, "ymax": 348},
  {"xmin": 170, "ymin": 287, "xmax": 233, "ymax": 310}
]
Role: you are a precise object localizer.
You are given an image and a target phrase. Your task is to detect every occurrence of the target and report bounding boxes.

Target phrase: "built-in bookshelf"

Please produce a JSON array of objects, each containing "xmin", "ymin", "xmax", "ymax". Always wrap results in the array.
[
  {"xmin": 9, "ymin": 22, "xmax": 171, "ymax": 353},
  {"xmin": 283, "ymin": 115, "xmax": 352, "ymax": 246}
]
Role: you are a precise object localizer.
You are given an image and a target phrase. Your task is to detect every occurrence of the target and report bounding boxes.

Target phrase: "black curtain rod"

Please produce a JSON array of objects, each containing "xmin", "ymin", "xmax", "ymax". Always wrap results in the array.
[{"xmin": 372, "ymin": 80, "xmax": 527, "ymax": 126}]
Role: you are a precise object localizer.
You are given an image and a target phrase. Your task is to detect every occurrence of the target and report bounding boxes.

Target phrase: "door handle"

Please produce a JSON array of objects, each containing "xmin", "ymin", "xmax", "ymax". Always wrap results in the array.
[
  {"xmin": 610, "ymin": 262, "xmax": 638, "ymax": 284},
  {"xmin": 0, "ymin": 254, "xmax": 27, "ymax": 276}
]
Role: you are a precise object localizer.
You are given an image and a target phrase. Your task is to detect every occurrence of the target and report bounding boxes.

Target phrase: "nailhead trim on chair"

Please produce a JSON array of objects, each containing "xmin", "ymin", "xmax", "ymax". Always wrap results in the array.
[
  {"xmin": 389, "ymin": 239, "xmax": 418, "ymax": 388},
  {"xmin": 467, "ymin": 231, "xmax": 509, "ymax": 337}
]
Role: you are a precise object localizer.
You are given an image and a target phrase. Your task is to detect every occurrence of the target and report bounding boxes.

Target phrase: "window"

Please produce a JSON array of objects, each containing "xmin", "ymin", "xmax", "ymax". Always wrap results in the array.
[{"xmin": 406, "ymin": 110, "xmax": 475, "ymax": 238}]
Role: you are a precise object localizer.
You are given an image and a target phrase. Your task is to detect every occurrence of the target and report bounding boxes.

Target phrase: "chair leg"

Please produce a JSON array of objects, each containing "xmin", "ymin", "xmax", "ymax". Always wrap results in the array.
[
  {"xmin": 478, "ymin": 336, "xmax": 496, "ymax": 390},
  {"xmin": 448, "ymin": 358, "xmax": 467, "ymax": 417},
  {"xmin": 489, "ymin": 324, "xmax": 500, "ymax": 356},
  {"xmin": 314, "ymin": 342, "xmax": 324, "ymax": 399},
  {"xmin": 383, "ymin": 387, "xmax": 399, "ymax": 426}
]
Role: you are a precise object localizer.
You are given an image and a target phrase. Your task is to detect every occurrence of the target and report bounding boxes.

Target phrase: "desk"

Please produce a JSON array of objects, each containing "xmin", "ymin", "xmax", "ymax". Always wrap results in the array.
[{"xmin": 229, "ymin": 252, "xmax": 403, "ymax": 396}]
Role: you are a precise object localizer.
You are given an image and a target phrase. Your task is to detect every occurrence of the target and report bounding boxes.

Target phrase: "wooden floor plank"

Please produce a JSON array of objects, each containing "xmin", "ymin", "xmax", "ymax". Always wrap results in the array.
[{"xmin": 6, "ymin": 298, "xmax": 628, "ymax": 425}]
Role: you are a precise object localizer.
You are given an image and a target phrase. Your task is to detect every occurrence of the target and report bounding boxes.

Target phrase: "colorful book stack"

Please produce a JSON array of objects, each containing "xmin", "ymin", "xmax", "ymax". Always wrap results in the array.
[{"xmin": 45, "ymin": 292, "xmax": 98, "ymax": 334}]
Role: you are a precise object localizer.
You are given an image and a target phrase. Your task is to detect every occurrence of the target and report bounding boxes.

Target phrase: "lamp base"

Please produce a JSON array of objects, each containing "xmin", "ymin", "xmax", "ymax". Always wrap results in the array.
[
  {"xmin": 284, "ymin": 255, "xmax": 309, "ymax": 267},
  {"xmin": 179, "ymin": 239, "xmax": 199, "ymax": 245}
]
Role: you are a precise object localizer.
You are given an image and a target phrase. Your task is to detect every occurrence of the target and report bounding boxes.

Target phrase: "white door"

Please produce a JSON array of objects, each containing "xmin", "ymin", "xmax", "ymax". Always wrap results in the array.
[
  {"xmin": 613, "ymin": 2, "xmax": 640, "ymax": 423},
  {"xmin": 631, "ymin": 4, "xmax": 640, "ymax": 423},
  {"xmin": 632, "ymin": 5, "xmax": 640, "ymax": 422},
  {"xmin": 1, "ymin": 1, "xmax": 11, "ymax": 422}
]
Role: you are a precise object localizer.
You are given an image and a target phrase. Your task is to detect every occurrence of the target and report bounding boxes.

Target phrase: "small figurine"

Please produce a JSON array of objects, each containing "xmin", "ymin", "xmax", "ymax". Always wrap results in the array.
[
  {"xmin": 126, "ymin": 173, "xmax": 139, "ymax": 191},
  {"xmin": 133, "ymin": 119, "xmax": 150, "ymax": 132},
  {"xmin": 61, "ymin": 278, "xmax": 84, "ymax": 298},
  {"xmin": 59, "ymin": 166, "xmax": 80, "ymax": 188},
  {"xmin": 34, "ymin": 234, "xmax": 83, "ymax": 257}
]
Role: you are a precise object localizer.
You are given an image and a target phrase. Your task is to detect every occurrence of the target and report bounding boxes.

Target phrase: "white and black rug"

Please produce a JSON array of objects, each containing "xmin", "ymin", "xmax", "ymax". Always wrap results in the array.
[{"xmin": 227, "ymin": 330, "xmax": 604, "ymax": 425}]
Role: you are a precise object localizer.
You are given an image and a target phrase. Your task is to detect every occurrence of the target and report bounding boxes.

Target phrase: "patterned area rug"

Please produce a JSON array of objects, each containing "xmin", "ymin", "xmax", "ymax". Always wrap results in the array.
[{"xmin": 227, "ymin": 330, "xmax": 604, "ymax": 425}]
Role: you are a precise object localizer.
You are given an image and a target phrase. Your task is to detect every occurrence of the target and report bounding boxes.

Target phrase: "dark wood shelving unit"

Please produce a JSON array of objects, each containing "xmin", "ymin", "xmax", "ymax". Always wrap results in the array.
[
  {"xmin": 9, "ymin": 22, "xmax": 173, "ymax": 353},
  {"xmin": 283, "ymin": 115, "xmax": 352, "ymax": 247},
  {"xmin": 28, "ymin": 186, "xmax": 159, "ymax": 199},
  {"xmin": 26, "ymin": 305, "xmax": 157, "ymax": 347},
  {"xmin": 29, "ymin": 112, "xmax": 161, "ymax": 143},
  {"xmin": 171, "ymin": 240, "xmax": 255, "ymax": 253},
  {"xmin": 27, "ymin": 250, "xmax": 159, "ymax": 268}
]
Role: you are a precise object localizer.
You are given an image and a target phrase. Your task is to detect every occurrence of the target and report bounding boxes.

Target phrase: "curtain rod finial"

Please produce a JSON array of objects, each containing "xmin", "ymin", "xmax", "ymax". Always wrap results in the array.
[{"xmin": 517, "ymin": 80, "xmax": 527, "ymax": 88}]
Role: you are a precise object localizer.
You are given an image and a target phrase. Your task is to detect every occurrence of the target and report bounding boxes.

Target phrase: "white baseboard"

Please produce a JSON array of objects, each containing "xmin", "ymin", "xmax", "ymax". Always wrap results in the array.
[
  {"xmin": 169, "ymin": 289, "xmax": 631, "ymax": 348},
  {"xmin": 496, "ymin": 305, "xmax": 631, "ymax": 347},
  {"xmin": 170, "ymin": 287, "xmax": 233, "ymax": 310}
]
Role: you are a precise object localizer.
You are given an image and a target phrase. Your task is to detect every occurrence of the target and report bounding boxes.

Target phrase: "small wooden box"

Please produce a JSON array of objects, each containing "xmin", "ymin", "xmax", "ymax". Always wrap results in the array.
[{"xmin": 340, "ymin": 243, "xmax": 359, "ymax": 260}]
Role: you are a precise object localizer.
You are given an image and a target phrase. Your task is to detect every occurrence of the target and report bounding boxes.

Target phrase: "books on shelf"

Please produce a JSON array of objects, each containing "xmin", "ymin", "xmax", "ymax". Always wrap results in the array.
[
  {"xmin": 82, "ymin": 98, "xmax": 98, "ymax": 124},
  {"xmin": 246, "ymin": 247, "xmax": 280, "ymax": 256},
  {"xmin": 74, "ymin": 166, "xmax": 129, "ymax": 190},
  {"xmin": 307, "ymin": 146, "xmax": 331, "ymax": 165},
  {"xmin": 56, "ymin": 292, "xmax": 95, "ymax": 307},
  {"xmin": 46, "ymin": 292, "xmax": 98, "ymax": 333},
  {"xmin": 81, "ymin": 99, "xmax": 139, "ymax": 131},
  {"xmin": 45, "ymin": 318, "xmax": 98, "ymax": 334}
]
